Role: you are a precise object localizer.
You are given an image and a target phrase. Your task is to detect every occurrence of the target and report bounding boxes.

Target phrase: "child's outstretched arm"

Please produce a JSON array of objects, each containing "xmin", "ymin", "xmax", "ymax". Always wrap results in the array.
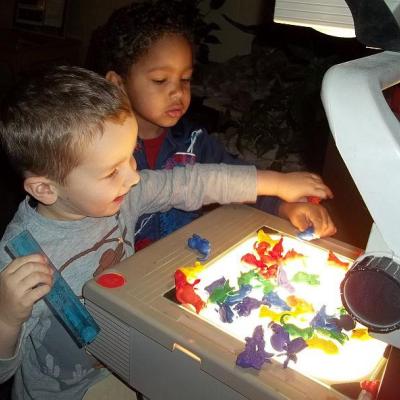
[
  {"xmin": 0, "ymin": 254, "xmax": 52, "ymax": 359},
  {"xmin": 278, "ymin": 202, "xmax": 337, "ymax": 238},
  {"xmin": 257, "ymin": 171, "xmax": 333, "ymax": 202}
]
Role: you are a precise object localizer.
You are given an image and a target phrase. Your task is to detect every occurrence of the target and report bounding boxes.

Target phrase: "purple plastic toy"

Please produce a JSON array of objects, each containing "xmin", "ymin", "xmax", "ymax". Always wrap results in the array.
[{"xmin": 236, "ymin": 325, "xmax": 274, "ymax": 370}]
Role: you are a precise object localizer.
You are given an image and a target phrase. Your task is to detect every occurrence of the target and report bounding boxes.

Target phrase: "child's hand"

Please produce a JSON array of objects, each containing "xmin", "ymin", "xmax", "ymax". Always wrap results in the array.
[
  {"xmin": 0, "ymin": 254, "xmax": 53, "ymax": 328},
  {"xmin": 276, "ymin": 172, "xmax": 333, "ymax": 202},
  {"xmin": 279, "ymin": 202, "xmax": 337, "ymax": 238},
  {"xmin": 257, "ymin": 171, "xmax": 333, "ymax": 203}
]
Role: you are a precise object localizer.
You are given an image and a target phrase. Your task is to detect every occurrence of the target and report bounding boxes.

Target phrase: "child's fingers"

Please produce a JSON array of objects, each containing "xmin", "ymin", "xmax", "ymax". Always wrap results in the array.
[
  {"xmin": 293, "ymin": 214, "xmax": 311, "ymax": 232},
  {"xmin": 11, "ymin": 261, "xmax": 52, "ymax": 284},
  {"xmin": 19, "ymin": 269, "xmax": 53, "ymax": 294},
  {"xmin": 301, "ymin": 172, "xmax": 324, "ymax": 185},
  {"xmin": 1, "ymin": 262, "xmax": 53, "ymax": 322},
  {"xmin": 307, "ymin": 173, "xmax": 323, "ymax": 183},
  {"xmin": 322, "ymin": 217, "xmax": 337, "ymax": 236},
  {"xmin": 313, "ymin": 211, "xmax": 337, "ymax": 237},
  {"xmin": 304, "ymin": 173, "xmax": 333, "ymax": 199},
  {"xmin": 5, "ymin": 254, "xmax": 47, "ymax": 274},
  {"xmin": 312, "ymin": 220, "xmax": 324, "ymax": 236},
  {"xmin": 316, "ymin": 223, "xmax": 337, "ymax": 237},
  {"xmin": 26, "ymin": 283, "xmax": 53, "ymax": 305},
  {"xmin": 311, "ymin": 185, "xmax": 333, "ymax": 199},
  {"xmin": 321, "ymin": 185, "xmax": 333, "ymax": 198},
  {"xmin": 2, "ymin": 262, "xmax": 53, "ymax": 310}
]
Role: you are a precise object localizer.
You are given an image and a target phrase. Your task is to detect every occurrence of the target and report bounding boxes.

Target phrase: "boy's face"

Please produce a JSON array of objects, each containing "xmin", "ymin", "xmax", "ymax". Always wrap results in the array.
[
  {"xmin": 123, "ymin": 34, "xmax": 193, "ymax": 138},
  {"xmin": 41, "ymin": 115, "xmax": 140, "ymax": 220}
]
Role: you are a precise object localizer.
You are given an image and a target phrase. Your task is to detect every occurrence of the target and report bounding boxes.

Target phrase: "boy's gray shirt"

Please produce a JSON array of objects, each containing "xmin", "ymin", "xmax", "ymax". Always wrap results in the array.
[{"xmin": 0, "ymin": 164, "xmax": 257, "ymax": 400}]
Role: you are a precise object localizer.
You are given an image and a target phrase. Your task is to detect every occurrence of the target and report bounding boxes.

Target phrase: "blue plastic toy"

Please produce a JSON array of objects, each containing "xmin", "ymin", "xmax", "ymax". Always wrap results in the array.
[
  {"xmin": 187, "ymin": 233, "xmax": 211, "ymax": 261},
  {"xmin": 297, "ymin": 226, "xmax": 319, "ymax": 241},
  {"xmin": 5, "ymin": 230, "xmax": 100, "ymax": 347}
]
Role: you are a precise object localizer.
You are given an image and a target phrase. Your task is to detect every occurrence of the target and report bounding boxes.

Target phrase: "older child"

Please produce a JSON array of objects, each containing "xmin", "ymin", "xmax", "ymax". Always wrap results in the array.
[
  {"xmin": 89, "ymin": 0, "xmax": 336, "ymax": 250},
  {"xmin": 0, "ymin": 66, "xmax": 332, "ymax": 399}
]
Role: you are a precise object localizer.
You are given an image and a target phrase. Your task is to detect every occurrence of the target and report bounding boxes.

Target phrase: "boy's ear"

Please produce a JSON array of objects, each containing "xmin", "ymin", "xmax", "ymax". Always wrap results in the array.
[
  {"xmin": 105, "ymin": 71, "xmax": 126, "ymax": 93},
  {"xmin": 24, "ymin": 175, "xmax": 58, "ymax": 205}
]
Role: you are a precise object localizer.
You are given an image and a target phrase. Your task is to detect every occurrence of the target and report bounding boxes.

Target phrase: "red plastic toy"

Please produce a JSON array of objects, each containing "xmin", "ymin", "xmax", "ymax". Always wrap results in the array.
[
  {"xmin": 360, "ymin": 379, "xmax": 380, "ymax": 398},
  {"xmin": 307, "ymin": 196, "xmax": 321, "ymax": 204},
  {"xmin": 328, "ymin": 250, "xmax": 350, "ymax": 269},
  {"xmin": 174, "ymin": 269, "xmax": 206, "ymax": 314}
]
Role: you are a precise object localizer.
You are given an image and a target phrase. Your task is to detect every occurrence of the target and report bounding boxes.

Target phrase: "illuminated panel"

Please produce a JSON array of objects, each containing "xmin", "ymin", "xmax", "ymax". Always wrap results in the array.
[{"xmin": 175, "ymin": 229, "xmax": 386, "ymax": 384}]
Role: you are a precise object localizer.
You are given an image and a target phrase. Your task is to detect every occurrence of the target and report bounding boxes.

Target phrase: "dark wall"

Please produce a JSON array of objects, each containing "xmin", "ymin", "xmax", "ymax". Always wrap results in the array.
[{"xmin": 0, "ymin": 0, "xmax": 15, "ymax": 29}]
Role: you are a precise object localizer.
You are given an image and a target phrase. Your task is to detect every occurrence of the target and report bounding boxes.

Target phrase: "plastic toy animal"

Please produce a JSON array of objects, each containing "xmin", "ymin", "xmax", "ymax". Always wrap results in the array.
[
  {"xmin": 327, "ymin": 250, "xmax": 350, "ymax": 269},
  {"xmin": 174, "ymin": 269, "xmax": 206, "ymax": 314},
  {"xmin": 236, "ymin": 325, "xmax": 274, "ymax": 369},
  {"xmin": 204, "ymin": 277, "xmax": 226, "ymax": 294},
  {"xmin": 234, "ymin": 297, "xmax": 262, "ymax": 317},
  {"xmin": 268, "ymin": 322, "xmax": 308, "ymax": 368},
  {"xmin": 297, "ymin": 226, "xmax": 319, "ymax": 241},
  {"xmin": 279, "ymin": 337, "xmax": 308, "ymax": 369},
  {"xmin": 187, "ymin": 234, "xmax": 211, "ymax": 261},
  {"xmin": 269, "ymin": 322, "xmax": 290, "ymax": 352},
  {"xmin": 219, "ymin": 303, "xmax": 235, "ymax": 323},
  {"xmin": 262, "ymin": 291, "xmax": 291, "ymax": 311},
  {"xmin": 292, "ymin": 271, "xmax": 320, "ymax": 285},
  {"xmin": 208, "ymin": 281, "xmax": 234, "ymax": 304},
  {"xmin": 306, "ymin": 336, "xmax": 339, "ymax": 354}
]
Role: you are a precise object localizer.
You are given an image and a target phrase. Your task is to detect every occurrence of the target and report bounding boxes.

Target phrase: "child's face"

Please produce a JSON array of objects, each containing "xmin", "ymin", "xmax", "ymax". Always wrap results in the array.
[
  {"xmin": 123, "ymin": 34, "xmax": 193, "ymax": 136},
  {"xmin": 45, "ymin": 115, "xmax": 140, "ymax": 220}
]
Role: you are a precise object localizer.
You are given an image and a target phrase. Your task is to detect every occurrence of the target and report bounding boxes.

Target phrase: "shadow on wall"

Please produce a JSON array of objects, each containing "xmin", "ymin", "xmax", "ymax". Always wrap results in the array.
[
  {"xmin": 0, "ymin": 67, "xmax": 21, "ymax": 397},
  {"xmin": 0, "ymin": 64, "xmax": 24, "ymax": 236},
  {"xmin": 0, "ymin": 146, "xmax": 24, "ymax": 237}
]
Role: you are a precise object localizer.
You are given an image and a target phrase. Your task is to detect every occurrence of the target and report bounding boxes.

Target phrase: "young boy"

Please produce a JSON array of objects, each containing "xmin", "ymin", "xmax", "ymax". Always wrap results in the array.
[
  {"xmin": 89, "ymin": 0, "xmax": 336, "ymax": 250},
  {"xmin": 0, "ymin": 66, "xmax": 332, "ymax": 399}
]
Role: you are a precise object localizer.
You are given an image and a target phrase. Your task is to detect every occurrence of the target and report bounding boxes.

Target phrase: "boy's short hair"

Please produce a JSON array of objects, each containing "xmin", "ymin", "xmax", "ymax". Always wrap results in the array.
[
  {"xmin": 88, "ymin": 0, "xmax": 193, "ymax": 77},
  {"xmin": 0, "ymin": 66, "xmax": 131, "ymax": 184}
]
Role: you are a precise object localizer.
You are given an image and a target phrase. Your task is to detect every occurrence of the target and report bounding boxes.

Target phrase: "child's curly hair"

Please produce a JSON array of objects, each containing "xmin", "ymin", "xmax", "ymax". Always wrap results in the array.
[{"xmin": 87, "ymin": 0, "xmax": 194, "ymax": 77}]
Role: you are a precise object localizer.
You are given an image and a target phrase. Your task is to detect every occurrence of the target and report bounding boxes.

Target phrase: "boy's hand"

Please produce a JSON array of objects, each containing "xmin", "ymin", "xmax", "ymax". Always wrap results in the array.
[
  {"xmin": 279, "ymin": 202, "xmax": 337, "ymax": 238},
  {"xmin": 257, "ymin": 171, "xmax": 333, "ymax": 202},
  {"xmin": 0, "ymin": 254, "xmax": 53, "ymax": 328}
]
